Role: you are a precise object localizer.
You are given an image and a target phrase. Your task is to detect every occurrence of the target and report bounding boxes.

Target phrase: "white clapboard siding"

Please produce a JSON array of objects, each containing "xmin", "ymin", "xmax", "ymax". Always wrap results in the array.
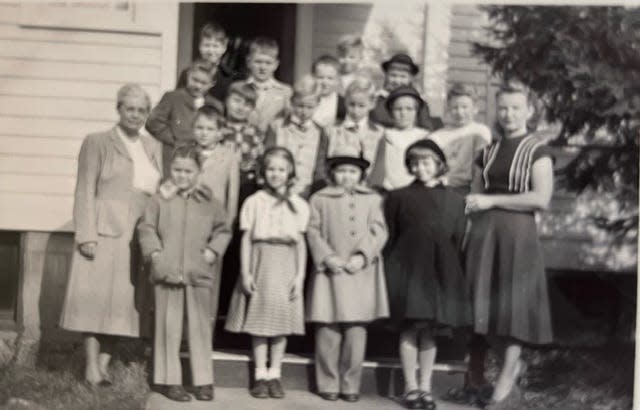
[
  {"xmin": 447, "ymin": 5, "xmax": 492, "ymax": 123},
  {"xmin": 0, "ymin": 77, "xmax": 161, "ymax": 102},
  {"xmin": 0, "ymin": 193, "xmax": 74, "ymax": 232},
  {"xmin": 0, "ymin": 58, "xmax": 161, "ymax": 85},
  {"xmin": 0, "ymin": 116, "xmax": 115, "ymax": 139},
  {"xmin": 0, "ymin": 7, "xmax": 165, "ymax": 233},
  {"xmin": 0, "ymin": 96, "xmax": 118, "ymax": 122},
  {"xmin": 0, "ymin": 39, "xmax": 161, "ymax": 65},
  {"xmin": 312, "ymin": 4, "xmax": 371, "ymax": 58},
  {"xmin": 0, "ymin": 155, "xmax": 76, "ymax": 177},
  {"xmin": 3, "ymin": 174, "xmax": 76, "ymax": 195},
  {"xmin": 0, "ymin": 136, "xmax": 83, "ymax": 159}
]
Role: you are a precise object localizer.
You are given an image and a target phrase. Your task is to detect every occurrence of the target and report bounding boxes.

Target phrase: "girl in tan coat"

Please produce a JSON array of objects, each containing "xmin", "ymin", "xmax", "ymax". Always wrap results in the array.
[{"xmin": 306, "ymin": 148, "xmax": 389, "ymax": 402}]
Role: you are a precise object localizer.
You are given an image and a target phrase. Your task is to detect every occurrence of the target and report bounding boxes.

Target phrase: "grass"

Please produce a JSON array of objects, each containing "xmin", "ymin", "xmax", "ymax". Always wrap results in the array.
[
  {"xmin": 0, "ymin": 339, "xmax": 149, "ymax": 410},
  {"xmin": 487, "ymin": 345, "xmax": 635, "ymax": 410}
]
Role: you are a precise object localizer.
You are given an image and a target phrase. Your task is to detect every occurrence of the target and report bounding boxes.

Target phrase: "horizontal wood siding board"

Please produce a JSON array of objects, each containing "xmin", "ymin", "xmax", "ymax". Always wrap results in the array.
[
  {"xmin": 315, "ymin": 5, "xmax": 371, "ymax": 21},
  {"xmin": 0, "ymin": 116, "xmax": 114, "ymax": 138},
  {"xmin": 0, "ymin": 193, "xmax": 73, "ymax": 232},
  {"xmin": 0, "ymin": 4, "xmax": 19, "ymax": 24},
  {"xmin": 2, "ymin": 174, "xmax": 76, "ymax": 195},
  {"xmin": 451, "ymin": 4, "xmax": 484, "ymax": 16},
  {"xmin": 0, "ymin": 136, "xmax": 82, "ymax": 158},
  {"xmin": 0, "ymin": 39, "xmax": 161, "ymax": 65},
  {"xmin": 0, "ymin": 77, "xmax": 160, "ymax": 102},
  {"xmin": 0, "ymin": 25, "xmax": 161, "ymax": 48},
  {"xmin": 0, "ymin": 155, "xmax": 76, "ymax": 176},
  {"xmin": 450, "ymin": 28, "xmax": 487, "ymax": 43},
  {"xmin": 0, "ymin": 96, "xmax": 117, "ymax": 122},
  {"xmin": 0, "ymin": 58, "xmax": 161, "ymax": 85},
  {"xmin": 448, "ymin": 69, "xmax": 490, "ymax": 84}
]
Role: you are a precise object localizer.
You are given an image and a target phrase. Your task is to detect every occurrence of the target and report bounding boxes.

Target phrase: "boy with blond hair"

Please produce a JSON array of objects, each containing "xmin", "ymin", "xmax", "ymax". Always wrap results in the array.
[
  {"xmin": 244, "ymin": 37, "xmax": 293, "ymax": 133},
  {"xmin": 428, "ymin": 82, "xmax": 491, "ymax": 195}
]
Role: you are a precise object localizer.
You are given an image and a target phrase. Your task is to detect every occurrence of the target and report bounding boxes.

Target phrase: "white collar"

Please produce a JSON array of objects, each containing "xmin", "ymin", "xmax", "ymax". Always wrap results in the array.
[
  {"xmin": 343, "ymin": 116, "xmax": 368, "ymax": 131},
  {"xmin": 246, "ymin": 76, "xmax": 275, "ymax": 90}
]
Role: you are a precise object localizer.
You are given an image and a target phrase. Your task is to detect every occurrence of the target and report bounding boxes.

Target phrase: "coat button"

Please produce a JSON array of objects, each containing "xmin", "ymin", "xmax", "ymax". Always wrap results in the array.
[
  {"xmin": 350, "ymin": 231, "xmax": 356, "ymax": 236},
  {"xmin": 349, "ymin": 216, "xmax": 355, "ymax": 221},
  {"xmin": 349, "ymin": 203, "xmax": 355, "ymax": 209}
]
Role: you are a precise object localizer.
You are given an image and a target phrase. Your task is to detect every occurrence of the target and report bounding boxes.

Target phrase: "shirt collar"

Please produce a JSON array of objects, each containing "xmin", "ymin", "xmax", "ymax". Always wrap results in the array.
[
  {"xmin": 116, "ymin": 125, "xmax": 140, "ymax": 141},
  {"xmin": 289, "ymin": 114, "xmax": 313, "ymax": 131},
  {"xmin": 316, "ymin": 184, "xmax": 373, "ymax": 197},
  {"xmin": 246, "ymin": 76, "xmax": 275, "ymax": 91},
  {"xmin": 342, "ymin": 116, "xmax": 369, "ymax": 132},
  {"xmin": 376, "ymin": 88, "xmax": 389, "ymax": 98},
  {"xmin": 158, "ymin": 180, "xmax": 212, "ymax": 202}
]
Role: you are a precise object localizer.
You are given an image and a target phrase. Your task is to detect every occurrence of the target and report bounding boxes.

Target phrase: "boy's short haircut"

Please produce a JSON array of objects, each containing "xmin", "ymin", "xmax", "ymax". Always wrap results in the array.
[
  {"xmin": 312, "ymin": 54, "xmax": 340, "ymax": 74},
  {"xmin": 447, "ymin": 82, "xmax": 477, "ymax": 102},
  {"xmin": 248, "ymin": 36, "xmax": 279, "ymax": 59},
  {"xmin": 200, "ymin": 22, "xmax": 228, "ymax": 43},
  {"xmin": 227, "ymin": 81, "xmax": 258, "ymax": 107},
  {"xmin": 337, "ymin": 34, "xmax": 364, "ymax": 56},
  {"xmin": 189, "ymin": 59, "xmax": 216, "ymax": 81},
  {"xmin": 171, "ymin": 144, "xmax": 202, "ymax": 168},
  {"xmin": 292, "ymin": 75, "xmax": 320, "ymax": 101},
  {"xmin": 345, "ymin": 75, "xmax": 375, "ymax": 100},
  {"xmin": 194, "ymin": 105, "xmax": 223, "ymax": 126}
]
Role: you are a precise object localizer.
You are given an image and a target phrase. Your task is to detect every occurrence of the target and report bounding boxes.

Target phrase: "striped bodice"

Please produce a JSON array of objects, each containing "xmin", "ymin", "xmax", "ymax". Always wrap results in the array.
[{"xmin": 482, "ymin": 133, "xmax": 548, "ymax": 193}]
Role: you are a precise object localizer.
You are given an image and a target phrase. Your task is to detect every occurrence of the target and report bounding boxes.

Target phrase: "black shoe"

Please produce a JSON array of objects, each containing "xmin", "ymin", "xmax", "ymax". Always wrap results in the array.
[
  {"xmin": 268, "ymin": 378, "xmax": 285, "ymax": 399},
  {"xmin": 318, "ymin": 392, "xmax": 339, "ymax": 401},
  {"xmin": 340, "ymin": 393, "xmax": 360, "ymax": 402},
  {"xmin": 163, "ymin": 385, "xmax": 191, "ymax": 402},
  {"xmin": 193, "ymin": 384, "xmax": 214, "ymax": 401},
  {"xmin": 403, "ymin": 389, "xmax": 425, "ymax": 409},
  {"xmin": 250, "ymin": 379, "xmax": 269, "ymax": 398},
  {"xmin": 420, "ymin": 391, "xmax": 436, "ymax": 410}
]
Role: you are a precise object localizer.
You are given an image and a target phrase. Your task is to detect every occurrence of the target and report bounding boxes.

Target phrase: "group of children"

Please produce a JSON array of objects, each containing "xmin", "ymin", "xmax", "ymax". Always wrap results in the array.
[{"xmin": 138, "ymin": 21, "xmax": 493, "ymax": 408}]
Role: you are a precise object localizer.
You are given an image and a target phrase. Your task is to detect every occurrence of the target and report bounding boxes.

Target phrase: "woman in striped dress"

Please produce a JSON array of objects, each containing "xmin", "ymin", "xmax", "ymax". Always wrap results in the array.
[{"xmin": 463, "ymin": 80, "xmax": 554, "ymax": 408}]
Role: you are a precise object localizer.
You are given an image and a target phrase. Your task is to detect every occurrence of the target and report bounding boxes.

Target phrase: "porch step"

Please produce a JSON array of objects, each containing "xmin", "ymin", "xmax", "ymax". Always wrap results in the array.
[{"xmin": 181, "ymin": 349, "xmax": 467, "ymax": 396}]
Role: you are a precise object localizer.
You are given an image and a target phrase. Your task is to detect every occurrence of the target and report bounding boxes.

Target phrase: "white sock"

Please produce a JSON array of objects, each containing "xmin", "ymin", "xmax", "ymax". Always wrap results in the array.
[
  {"xmin": 267, "ymin": 367, "xmax": 281, "ymax": 380},
  {"xmin": 255, "ymin": 367, "xmax": 268, "ymax": 381}
]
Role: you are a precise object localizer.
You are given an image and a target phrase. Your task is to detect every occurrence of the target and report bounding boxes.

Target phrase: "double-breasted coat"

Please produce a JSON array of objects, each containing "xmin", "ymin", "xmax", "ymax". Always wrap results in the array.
[
  {"xmin": 59, "ymin": 127, "xmax": 162, "ymax": 337},
  {"xmin": 306, "ymin": 185, "xmax": 390, "ymax": 323}
]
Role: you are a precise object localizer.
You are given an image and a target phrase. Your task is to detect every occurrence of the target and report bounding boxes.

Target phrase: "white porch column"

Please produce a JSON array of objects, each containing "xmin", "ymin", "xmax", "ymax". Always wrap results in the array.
[{"xmin": 421, "ymin": 3, "xmax": 451, "ymax": 118}]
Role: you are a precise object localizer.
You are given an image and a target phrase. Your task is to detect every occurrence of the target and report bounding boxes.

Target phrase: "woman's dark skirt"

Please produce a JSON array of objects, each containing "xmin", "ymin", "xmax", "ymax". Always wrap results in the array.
[{"xmin": 465, "ymin": 209, "xmax": 553, "ymax": 345}]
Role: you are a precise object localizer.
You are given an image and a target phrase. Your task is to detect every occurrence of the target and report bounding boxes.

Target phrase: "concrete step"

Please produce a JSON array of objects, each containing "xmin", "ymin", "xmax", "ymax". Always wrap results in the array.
[
  {"xmin": 146, "ymin": 387, "xmax": 477, "ymax": 410},
  {"xmin": 167, "ymin": 349, "xmax": 467, "ymax": 396}
]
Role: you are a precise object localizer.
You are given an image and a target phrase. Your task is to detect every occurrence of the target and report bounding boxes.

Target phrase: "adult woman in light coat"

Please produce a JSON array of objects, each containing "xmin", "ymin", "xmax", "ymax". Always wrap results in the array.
[{"xmin": 60, "ymin": 84, "xmax": 162, "ymax": 386}]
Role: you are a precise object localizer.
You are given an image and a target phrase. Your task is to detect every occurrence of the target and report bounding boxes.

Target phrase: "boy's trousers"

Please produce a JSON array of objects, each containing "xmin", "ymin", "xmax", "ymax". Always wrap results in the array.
[
  {"xmin": 154, "ymin": 284, "xmax": 213, "ymax": 386},
  {"xmin": 315, "ymin": 323, "xmax": 367, "ymax": 394}
]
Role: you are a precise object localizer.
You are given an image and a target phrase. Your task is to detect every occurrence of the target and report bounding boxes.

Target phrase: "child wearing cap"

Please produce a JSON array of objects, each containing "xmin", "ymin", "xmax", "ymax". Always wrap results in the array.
[
  {"xmin": 327, "ymin": 75, "xmax": 383, "ymax": 171},
  {"xmin": 264, "ymin": 75, "xmax": 329, "ymax": 198},
  {"xmin": 383, "ymin": 139, "xmax": 470, "ymax": 410},
  {"xmin": 428, "ymin": 82, "xmax": 491, "ymax": 195},
  {"xmin": 245, "ymin": 37, "xmax": 293, "ymax": 133},
  {"xmin": 368, "ymin": 85, "xmax": 431, "ymax": 191},
  {"xmin": 336, "ymin": 35, "xmax": 365, "ymax": 95},
  {"xmin": 369, "ymin": 53, "xmax": 442, "ymax": 131},
  {"xmin": 146, "ymin": 59, "xmax": 223, "ymax": 176},
  {"xmin": 306, "ymin": 145, "xmax": 389, "ymax": 403}
]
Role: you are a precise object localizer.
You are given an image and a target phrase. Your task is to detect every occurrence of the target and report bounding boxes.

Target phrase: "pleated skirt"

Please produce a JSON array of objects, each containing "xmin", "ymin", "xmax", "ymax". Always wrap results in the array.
[
  {"xmin": 465, "ymin": 209, "xmax": 553, "ymax": 344},
  {"xmin": 225, "ymin": 241, "xmax": 305, "ymax": 337}
]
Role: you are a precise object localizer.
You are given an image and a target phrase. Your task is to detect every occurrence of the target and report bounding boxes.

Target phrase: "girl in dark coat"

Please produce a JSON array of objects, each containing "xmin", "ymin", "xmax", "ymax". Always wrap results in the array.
[{"xmin": 383, "ymin": 139, "xmax": 470, "ymax": 410}]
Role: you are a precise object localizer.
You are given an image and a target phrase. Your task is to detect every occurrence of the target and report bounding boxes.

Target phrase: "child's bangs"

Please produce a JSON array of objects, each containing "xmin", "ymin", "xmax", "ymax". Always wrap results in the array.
[{"xmin": 407, "ymin": 147, "xmax": 441, "ymax": 164}]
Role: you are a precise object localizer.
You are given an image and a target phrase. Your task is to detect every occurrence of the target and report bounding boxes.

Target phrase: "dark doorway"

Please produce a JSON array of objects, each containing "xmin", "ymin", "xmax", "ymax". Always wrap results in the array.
[{"xmin": 192, "ymin": 3, "xmax": 297, "ymax": 84}]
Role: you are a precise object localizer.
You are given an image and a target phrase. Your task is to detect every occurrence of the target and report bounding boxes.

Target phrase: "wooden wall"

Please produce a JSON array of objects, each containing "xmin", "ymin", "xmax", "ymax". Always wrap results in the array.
[
  {"xmin": 0, "ymin": 2, "xmax": 176, "ymax": 233},
  {"xmin": 446, "ymin": 5, "xmax": 496, "ymax": 124}
]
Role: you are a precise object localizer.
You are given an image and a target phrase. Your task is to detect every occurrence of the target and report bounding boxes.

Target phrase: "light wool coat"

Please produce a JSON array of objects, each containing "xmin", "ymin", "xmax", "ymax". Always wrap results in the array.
[
  {"xmin": 306, "ymin": 185, "xmax": 390, "ymax": 323},
  {"xmin": 60, "ymin": 127, "xmax": 162, "ymax": 337}
]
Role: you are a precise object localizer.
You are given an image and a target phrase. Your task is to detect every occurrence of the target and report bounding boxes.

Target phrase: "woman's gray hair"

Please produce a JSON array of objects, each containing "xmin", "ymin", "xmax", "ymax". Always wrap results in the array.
[{"xmin": 116, "ymin": 83, "xmax": 151, "ymax": 111}]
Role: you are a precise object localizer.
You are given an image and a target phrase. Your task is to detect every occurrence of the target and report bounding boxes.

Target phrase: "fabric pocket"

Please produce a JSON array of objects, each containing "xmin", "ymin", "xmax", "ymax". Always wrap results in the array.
[{"xmin": 96, "ymin": 199, "xmax": 128, "ymax": 237}]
